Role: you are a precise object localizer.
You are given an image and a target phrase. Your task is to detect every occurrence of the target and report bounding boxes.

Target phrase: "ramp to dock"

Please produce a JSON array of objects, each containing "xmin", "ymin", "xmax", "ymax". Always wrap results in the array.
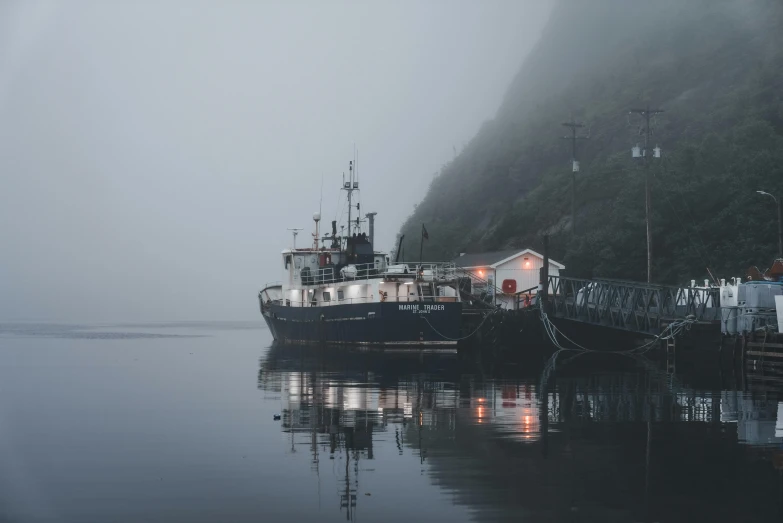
[{"xmin": 547, "ymin": 276, "xmax": 720, "ymax": 336}]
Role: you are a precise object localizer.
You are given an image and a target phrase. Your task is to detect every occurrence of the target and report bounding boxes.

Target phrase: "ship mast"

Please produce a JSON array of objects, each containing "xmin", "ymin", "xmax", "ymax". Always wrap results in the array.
[{"xmin": 343, "ymin": 160, "xmax": 359, "ymax": 238}]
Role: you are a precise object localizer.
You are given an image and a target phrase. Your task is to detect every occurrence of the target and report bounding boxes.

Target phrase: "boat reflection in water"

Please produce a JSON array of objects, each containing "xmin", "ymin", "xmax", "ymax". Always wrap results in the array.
[{"xmin": 258, "ymin": 343, "xmax": 783, "ymax": 522}]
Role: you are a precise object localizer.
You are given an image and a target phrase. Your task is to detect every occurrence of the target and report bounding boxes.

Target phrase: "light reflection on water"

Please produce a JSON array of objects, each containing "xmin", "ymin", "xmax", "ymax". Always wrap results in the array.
[{"xmin": 260, "ymin": 342, "xmax": 783, "ymax": 522}]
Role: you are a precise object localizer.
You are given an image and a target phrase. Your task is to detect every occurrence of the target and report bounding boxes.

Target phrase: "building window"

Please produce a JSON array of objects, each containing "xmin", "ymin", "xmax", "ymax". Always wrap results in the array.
[
  {"xmin": 337, "ymin": 290, "xmax": 345, "ymax": 301},
  {"xmin": 322, "ymin": 291, "xmax": 331, "ymax": 302}
]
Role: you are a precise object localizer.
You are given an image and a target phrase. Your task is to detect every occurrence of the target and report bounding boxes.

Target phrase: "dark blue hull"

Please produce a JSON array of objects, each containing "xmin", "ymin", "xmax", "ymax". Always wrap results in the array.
[{"xmin": 261, "ymin": 301, "xmax": 461, "ymax": 346}]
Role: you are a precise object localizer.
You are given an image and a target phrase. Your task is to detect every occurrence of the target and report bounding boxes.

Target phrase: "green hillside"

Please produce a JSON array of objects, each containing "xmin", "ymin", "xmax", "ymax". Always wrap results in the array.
[{"xmin": 398, "ymin": 0, "xmax": 783, "ymax": 283}]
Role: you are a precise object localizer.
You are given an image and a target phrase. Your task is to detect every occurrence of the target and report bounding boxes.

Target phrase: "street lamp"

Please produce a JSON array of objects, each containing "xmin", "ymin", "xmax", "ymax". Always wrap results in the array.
[{"xmin": 756, "ymin": 190, "xmax": 783, "ymax": 259}]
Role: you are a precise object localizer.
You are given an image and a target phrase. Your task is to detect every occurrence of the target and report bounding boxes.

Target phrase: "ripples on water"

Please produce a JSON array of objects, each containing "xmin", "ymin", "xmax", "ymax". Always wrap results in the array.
[
  {"xmin": 1, "ymin": 322, "xmax": 782, "ymax": 522},
  {"xmin": 259, "ymin": 344, "xmax": 783, "ymax": 522}
]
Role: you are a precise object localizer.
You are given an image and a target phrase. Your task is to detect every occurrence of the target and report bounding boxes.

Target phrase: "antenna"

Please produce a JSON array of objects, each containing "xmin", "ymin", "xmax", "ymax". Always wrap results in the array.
[
  {"xmin": 338, "ymin": 152, "xmax": 362, "ymax": 243},
  {"xmin": 319, "ymin": 173, "xmax": 324, "ymax": 216},
  {"xmin": 342, "ymin": 158, "xmax": 360, "ymax": 236},
  {"xmin": 287, "ymin": 228, "xmax": 303, "ymax": 249},
  {"xmin": 315, "ymin": 174, "xmax": 324, "ymax": 249},
  {"xmin": 355, "ymin": 148, "xmax": 361, "ymax": 233},
  {"xmin": 348, "ymin": 160, "xmax": 353, "ymax": 236}
]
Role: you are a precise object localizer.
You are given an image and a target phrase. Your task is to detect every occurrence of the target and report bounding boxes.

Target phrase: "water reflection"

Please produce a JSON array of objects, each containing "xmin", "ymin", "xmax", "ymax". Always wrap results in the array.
[{"xmin": 258, "ymin": 344, "xmax": 783, "ymax": 522}]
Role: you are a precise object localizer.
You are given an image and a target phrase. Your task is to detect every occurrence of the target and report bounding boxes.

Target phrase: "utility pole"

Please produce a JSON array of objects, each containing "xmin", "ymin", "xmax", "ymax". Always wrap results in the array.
[
  {"xmin": 539, "ymin": 234, "xmax": 549, "ymax": 309},
  {"xmin": 562, "ymin": 118, "xmax": 588, "ymax": 235},
  {"xmin": 630, "ymin": 105, "xmax": 664, "ymax": 283}
]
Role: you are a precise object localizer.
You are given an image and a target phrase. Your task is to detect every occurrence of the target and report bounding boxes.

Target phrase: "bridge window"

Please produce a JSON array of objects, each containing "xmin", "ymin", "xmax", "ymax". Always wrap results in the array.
[{"xmin": 284, "ymin": 255, "xmax": 292, "ymax": 269}]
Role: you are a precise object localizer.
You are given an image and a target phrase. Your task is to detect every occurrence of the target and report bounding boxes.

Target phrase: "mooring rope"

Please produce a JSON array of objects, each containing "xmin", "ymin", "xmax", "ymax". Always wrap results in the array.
[
  {"xmin": 422, "ymin": 308, "xmax": 500, "ymax": 341},
  {"xmin": 538, "ymin": 304, "xmax": 695, "ymax": 386}
]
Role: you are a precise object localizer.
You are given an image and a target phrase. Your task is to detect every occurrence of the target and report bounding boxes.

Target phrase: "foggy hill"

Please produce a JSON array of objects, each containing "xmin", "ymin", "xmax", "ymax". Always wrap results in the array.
[{"xmin": 397, "ymin": 0, "xmax": 783, "ymax": 283}]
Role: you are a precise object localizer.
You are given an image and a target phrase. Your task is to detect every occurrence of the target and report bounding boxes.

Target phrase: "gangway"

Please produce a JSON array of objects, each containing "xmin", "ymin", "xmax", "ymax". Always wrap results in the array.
[{"xmin": 546, "ymin": 275, "xmax": 721, "ymax": 336}]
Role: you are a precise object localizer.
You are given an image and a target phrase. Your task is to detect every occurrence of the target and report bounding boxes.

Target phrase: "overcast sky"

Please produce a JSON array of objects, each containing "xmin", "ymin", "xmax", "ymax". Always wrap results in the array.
[{"xmin": 0, "ymin": 0, "xmax": 552, "ymax": 322}]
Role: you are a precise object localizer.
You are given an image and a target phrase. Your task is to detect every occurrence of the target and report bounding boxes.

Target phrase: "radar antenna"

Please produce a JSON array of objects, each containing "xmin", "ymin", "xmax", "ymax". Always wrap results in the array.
[{"xmin": 287, "ymin": 228, "xmax": 303, "ymax": 249}]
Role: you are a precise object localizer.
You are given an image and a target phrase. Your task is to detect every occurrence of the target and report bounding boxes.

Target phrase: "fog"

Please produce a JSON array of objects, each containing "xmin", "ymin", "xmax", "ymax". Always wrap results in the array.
[{"xmin": 0, "ymin": 1, "xmax": 552, "ymax": 322}]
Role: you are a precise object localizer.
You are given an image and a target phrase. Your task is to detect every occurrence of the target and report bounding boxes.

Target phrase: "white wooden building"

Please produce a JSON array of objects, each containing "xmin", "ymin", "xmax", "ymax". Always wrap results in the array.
[{"xmin": 453, "ymin": 249, "xmax": 564, "ymax": 308}]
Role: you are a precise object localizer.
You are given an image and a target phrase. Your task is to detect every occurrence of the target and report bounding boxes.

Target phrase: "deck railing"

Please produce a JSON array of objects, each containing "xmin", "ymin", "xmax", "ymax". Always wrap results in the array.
[
  {"xmin": 298, "ymin": 262, "xmax": 457, "ymax": 286},
  {"xmin": 267, "ymin": 295, "xmax": 459, "ymax": 307}
]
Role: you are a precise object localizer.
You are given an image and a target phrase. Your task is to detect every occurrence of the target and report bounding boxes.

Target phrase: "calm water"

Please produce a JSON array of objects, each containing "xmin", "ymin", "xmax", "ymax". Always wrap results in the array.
[{"xmin": 1, "ymin": 322, "xmax": 782, "ymax": 522}]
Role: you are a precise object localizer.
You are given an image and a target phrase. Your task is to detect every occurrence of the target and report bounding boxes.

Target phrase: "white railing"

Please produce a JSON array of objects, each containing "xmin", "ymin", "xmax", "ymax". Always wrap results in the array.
[
  {"xmin": 411, "ymin": 262, "xmax": 457, "ymax": 282},
  {"xmin": 273, "ymin": 295, "xmax": 459, "ymax": 307},
  {"xmin": 297, "ymin": 262, "xmax": 457, "ymax": 286}
]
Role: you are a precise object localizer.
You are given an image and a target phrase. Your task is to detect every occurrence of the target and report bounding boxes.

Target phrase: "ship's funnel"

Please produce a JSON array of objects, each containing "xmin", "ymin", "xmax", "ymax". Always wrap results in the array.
[{"xmin": 366, "ymin": 212, "xmax": 377, "ymax": 250}]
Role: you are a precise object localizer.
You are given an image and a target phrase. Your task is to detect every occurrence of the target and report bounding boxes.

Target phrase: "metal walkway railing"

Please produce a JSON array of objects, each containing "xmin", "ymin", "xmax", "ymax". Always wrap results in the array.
[{"xmin": 547, "ymin": 275, "xmax": 721, "ymax": 335}]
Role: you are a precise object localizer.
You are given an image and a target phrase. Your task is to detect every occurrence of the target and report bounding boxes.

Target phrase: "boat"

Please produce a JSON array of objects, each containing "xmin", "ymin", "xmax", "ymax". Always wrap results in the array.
[{"xmin": 258, "ymin": 160, "xmax": 462, "ymax": 347}]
